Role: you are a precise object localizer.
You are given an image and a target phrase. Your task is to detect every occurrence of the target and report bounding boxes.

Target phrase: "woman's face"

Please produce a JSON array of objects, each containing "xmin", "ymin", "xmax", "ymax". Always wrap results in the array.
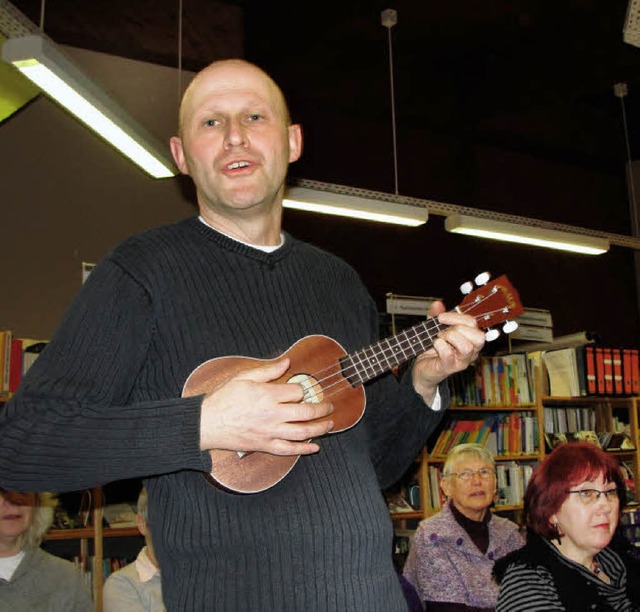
[
  {"xmin": 441, "ymin": 455, "xmax": 496, "ymax": 521},
  {"xmin": 551, "ymin": 471, "xmax": 619, "ymax": 562},
  {"xmin": 0, "ymin": 492, "xmax": 36, "ymax": 553}
]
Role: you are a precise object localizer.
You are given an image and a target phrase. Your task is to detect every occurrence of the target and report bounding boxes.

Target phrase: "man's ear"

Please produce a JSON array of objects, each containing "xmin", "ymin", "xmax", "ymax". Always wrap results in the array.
[
  {"xmin": 170, "ymin": 136, "xmax": 190, "ymax": 175},
  {"xmin": 288, "ymin": 124, "xmax": 303, "ymax": 163}
]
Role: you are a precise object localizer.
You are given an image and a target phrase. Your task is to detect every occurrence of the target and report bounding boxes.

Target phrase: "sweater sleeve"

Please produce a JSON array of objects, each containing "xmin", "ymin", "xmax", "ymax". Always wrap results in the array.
[
  {"xmin": 362, "ymin": 294, "xmax": 448, "ymax": 488},
  {"xmin": 0, "ymin": 258, "xmax": 209, "ymax": 492}
]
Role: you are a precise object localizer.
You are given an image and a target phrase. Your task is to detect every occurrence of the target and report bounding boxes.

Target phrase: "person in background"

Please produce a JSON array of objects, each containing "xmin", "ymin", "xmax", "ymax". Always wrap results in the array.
[
  {"xmin": 403, "ymin": 443, "xmax": 523, "ymax": 611},
  {"xmin": 103, "ymin": 488, "xmax": 165, "ymax": 611},
  {"xmin": 494, "ymin": 441, "xmax": 640, "ymax": 611},
  {"xmin": 0, "ymin": 490, "xmax": 93, "ymax": 611},
  {"xmin": 0, "ymin": 59, "xmax": 485, "ymax": 611}
]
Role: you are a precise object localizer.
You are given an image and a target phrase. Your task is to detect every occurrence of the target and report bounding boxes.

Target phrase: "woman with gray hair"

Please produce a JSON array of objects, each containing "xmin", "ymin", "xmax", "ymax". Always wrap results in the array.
[
  {"xmin": 403, "ymin": 443, "xmax": 523, "ymax": 611},
  {"xmin": 0, "ymin": 490, "xmax": 93, "ymax": 610}
]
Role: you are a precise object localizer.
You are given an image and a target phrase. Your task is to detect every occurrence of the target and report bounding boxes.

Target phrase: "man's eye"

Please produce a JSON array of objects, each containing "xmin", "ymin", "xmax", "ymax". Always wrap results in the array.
[
  {"xmin": 247, "ymin": 114, "xmax": 263, "ymax": 122},
  {"xmin": 203, "ymin": 119, "xmax": 219, "ymax": 127}
]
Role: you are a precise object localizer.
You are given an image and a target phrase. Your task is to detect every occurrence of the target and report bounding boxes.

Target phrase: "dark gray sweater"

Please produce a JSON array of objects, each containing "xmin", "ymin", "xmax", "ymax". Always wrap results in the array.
[{"xmin": 0, "ymin": 217, "xmax": 446, "ymax": 610}]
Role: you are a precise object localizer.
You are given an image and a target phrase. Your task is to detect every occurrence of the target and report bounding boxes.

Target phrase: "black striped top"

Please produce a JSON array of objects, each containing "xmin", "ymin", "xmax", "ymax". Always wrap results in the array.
[{"xmin": 496, "ymin": 536, "xmax": 636, "ymax": 611}]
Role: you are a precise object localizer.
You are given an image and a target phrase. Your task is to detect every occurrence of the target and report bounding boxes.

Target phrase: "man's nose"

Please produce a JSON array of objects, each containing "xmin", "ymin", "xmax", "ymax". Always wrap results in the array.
[{"xmin": 224, "ymin": 120, "xmax": 247, "ymax": 148}]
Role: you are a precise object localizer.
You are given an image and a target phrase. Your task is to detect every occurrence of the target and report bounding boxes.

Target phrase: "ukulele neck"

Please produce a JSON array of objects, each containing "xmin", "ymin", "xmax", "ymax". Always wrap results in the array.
[{"xmin": 340, "ymin": 318, "xmax": 443, "ymax": 386}]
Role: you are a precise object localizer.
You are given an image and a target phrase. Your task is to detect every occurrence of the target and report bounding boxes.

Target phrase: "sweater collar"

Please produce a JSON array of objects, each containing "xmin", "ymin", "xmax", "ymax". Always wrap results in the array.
[
  {"xmin": 197, "ymin": 215, "xmax": 285, "ymax": 252},
  {"xmin": 188, "ymin": 217, "xmax": 294, "ymax": 264}
]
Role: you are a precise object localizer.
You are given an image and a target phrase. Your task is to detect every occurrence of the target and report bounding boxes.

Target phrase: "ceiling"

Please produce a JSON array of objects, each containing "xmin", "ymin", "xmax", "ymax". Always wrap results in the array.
[{"xmin": 5, "ymin": 0, "xmax": 640, "ymax": 196}]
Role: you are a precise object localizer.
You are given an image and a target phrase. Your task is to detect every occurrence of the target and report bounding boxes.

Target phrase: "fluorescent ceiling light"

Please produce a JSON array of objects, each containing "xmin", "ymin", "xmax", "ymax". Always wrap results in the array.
[
  {"xmin": 2, "ymin": 34, "xmax": 176, "ymax": 179},
  {"xmin": 445, "ymin": 214, "xmax": 610, "ymax": 255},
  {"xmin": 283, "ymin": 186, "xmax": 428, "ymax": 227},
  {"xmin": 624, "ymin": 0, "xmax": 640, "ymax": 47},
  {"xmin": 0, "ymin": 33, "xmax": 39, "ymax": 123}
]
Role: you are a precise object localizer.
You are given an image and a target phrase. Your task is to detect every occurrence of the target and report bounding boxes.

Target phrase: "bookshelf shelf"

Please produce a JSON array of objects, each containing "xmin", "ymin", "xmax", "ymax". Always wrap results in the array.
[
  {"xmin": 391, "ymin": 354, "xmax": 640, "ymax": 527},
  {"xmin": 389, "ymin": 511, "xmax": 422, "ymax": 521},
  {"xmin": 47, "ymin": 527, "xmax": 94, "ymax": 541},
  {"xmin": 47, "ymin": 526, "xmax": 140, "ymax": 541},
  {"xmin": 450, "ymin": 403, "xmax": 536, "ymax": 412},
  {"xmin": 42, "ymin": 487, "xmax": 142, "ymax": 612}
]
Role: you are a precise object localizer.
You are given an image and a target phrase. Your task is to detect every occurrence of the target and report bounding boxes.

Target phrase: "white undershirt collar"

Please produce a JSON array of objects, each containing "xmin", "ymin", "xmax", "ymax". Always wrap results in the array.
[
  {"xmin": 198, "ymin": 216, "xmax": 284, "ymax": 253},
  {"xmin": 0, "ymin": 550, "xmax": 25, "ymax": 580}
]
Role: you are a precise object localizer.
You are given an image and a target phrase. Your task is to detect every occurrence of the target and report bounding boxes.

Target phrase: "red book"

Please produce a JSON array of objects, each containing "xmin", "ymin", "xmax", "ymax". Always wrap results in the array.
[
  {"xmin": 585, "ymin": 345, "xmax": 597, "ymax": 395},
  {"xmin": 612, "ymin": 348, "xmax": 623, "ymax": 396},
  {"xmin": 632, "ymin": 349, "xmax": 640, "ymax": 396},
  {"xmin": 623, "ymin": 348, "xmax": 634, "ymax": 395},
  {"xmin": 595, "ymin": 347, "xmax": 606, "ymax": 395},
  {"xmin": 8, "ymin": 338, "xmax": 23, "ymax": 394},
  {"xmin": 603, "ymin": 347, "xmax": 614, "ymax": 395}
]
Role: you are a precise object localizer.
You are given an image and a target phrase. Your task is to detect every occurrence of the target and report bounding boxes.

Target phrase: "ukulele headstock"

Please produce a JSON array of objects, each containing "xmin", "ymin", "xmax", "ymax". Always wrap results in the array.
[{"xmin": 457, "ymin": 273, "xmax": 524, "ymax": 342}]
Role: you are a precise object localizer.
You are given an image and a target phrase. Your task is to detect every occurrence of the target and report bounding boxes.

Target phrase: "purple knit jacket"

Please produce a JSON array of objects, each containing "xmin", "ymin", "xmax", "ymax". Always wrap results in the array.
[{"xmin": 403, "ymin": 502, "xmax": 524, "ymax": 608}]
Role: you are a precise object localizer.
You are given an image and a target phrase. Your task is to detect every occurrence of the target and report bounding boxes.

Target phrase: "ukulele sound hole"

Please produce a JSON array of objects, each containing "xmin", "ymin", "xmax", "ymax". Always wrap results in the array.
[{"xmin": 288, "ymin": 374, "xmax": 323, "ymax": 403}]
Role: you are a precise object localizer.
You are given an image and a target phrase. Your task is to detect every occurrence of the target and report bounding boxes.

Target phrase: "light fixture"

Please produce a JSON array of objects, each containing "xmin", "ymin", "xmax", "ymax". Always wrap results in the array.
[
  {"xmin": 445, "ymin": 214, "xmax": 610, "ymax": 255},
  {"xmin": 624, "ymin": 0, "xmax": 640, "ymax": 47},
  {"xmin": 283, "ymin": 186, "xmax": 428, "ymax": 227},
  {"xmin": 1, "ymin": 34, "xmax": 176, "ymax": 178}
]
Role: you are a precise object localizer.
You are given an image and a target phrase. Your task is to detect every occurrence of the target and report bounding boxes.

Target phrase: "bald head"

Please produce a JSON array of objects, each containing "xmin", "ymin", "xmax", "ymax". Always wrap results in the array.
[
  {"xmin": 168, "ymin": 56, "xmax": 303, "ymax": 243},
  {"xmin": 178, "ymin": 59, "xmax": 291, "ymax": 137}
]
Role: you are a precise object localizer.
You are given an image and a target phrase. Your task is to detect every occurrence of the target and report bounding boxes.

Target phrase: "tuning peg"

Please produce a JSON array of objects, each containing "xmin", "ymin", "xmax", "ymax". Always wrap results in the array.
[
  {"xmin": 460, "ymin": 281, "xmax": 473, "ymax": 295},
  {"xmin": 485, "ymin": 328, "xmax": 500, "ymax": 342},
  {"xmin": 502, "ymin": 320, "xmax": 519, "ymax": 334},
  {"xmin": 474, "ymin": 271, "xmax": 491, "ymax": 286}
]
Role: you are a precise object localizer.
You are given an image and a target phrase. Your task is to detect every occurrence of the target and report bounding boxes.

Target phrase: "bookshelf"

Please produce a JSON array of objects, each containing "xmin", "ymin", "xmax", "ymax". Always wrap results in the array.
[
  {"xmin": 42, "ymin": 485, "xmax": 143, "ymax": 612},
  {"xmin": 2, "ymin": 333, "xmax": 142, "ymax": 611},
  {"xmin": 390, "ymin": 353, "xmax": 640, "ymax": 527}
]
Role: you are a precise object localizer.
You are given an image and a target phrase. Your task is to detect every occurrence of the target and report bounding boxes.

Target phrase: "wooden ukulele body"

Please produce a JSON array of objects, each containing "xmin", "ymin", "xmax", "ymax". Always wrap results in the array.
[{"xmin": 182, "ymin": 334, "xmax": 365, "ymax": 493}]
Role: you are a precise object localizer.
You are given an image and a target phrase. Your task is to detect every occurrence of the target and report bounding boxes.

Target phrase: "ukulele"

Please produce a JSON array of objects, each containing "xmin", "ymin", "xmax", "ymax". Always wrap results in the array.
[{"xmin": 182, "ymin": 273, "xmax": 523, "ymax": 493}]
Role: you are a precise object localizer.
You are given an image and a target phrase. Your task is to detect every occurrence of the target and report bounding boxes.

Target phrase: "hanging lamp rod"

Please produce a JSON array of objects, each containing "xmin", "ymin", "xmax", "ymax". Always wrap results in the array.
[{"xmin": 290, "ymin": 178, "xmax": 640, "ymax": 251}]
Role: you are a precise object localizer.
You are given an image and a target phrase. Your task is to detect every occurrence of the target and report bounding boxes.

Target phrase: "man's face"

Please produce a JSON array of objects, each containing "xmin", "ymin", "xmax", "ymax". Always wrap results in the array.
[{"xmin": 171, "ymin": 61, "xmax": 302, "ymax": 219}]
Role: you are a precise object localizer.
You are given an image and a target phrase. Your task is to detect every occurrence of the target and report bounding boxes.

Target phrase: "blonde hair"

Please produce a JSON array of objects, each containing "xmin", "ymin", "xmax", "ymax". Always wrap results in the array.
[
  {"xmin": 23, "ymin": 493, "xmax": 58, "ymax": 548},
  {"xmin": 442, "ymin": 443, "xmax": 495, "ymax": 477}
]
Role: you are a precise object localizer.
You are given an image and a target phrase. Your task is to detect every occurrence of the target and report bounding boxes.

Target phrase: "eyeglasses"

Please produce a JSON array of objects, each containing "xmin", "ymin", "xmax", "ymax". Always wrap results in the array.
[
  {"xmin": 566, "ymin": 488, "xmax": 620, "ymax": 504},
  {"xmin": 445, "ymin": 468, "xmax": 495, "ymax": 481}
]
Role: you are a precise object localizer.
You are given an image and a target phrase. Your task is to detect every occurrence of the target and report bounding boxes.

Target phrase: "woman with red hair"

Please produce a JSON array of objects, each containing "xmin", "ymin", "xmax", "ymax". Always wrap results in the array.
[{"xmin": 494, "ymin": 441, "xmax": 640, "ymax": 611}]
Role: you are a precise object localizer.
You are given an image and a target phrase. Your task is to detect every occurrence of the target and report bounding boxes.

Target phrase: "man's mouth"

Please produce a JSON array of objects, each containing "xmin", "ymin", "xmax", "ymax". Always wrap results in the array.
[{"xmin": 227, "ymin": 161, "xmax": 251, "ymax": 170}]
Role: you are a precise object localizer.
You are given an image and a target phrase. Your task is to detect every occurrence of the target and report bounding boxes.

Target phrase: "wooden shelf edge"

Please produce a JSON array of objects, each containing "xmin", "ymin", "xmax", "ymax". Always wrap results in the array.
[
  {"xmin": 450, "ymin": 404, "xmax": 537, "ymax": 412},
  {"xmin": 390, "ymin": 511, "xmax": 422, "ymax": 520},
  {"xmin": 47, "ymin": 526, "xmax": 140, "ymax": 540}
]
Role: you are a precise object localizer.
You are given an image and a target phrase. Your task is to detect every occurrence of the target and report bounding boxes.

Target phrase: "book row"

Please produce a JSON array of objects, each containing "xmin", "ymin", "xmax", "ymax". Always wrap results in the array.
[
  {"xmin": 66, "ymin": 554, "xmax": 136, "ymax": 595},
  {"xmin": 449, "ymin": 353, "xmax": 538, "ymax": 407},
  {"xmin": 544, "ymin": 345, "xmax": 640, "ymax": 398},
  {"xmin": 449, "ymin": 344, "xmax": 640, "ymax": 408},
  {"xmin": 543, "ymin": 404, "xmax": 634, "ymax": 447},
  {"xmin": 0, "ymin": 329, "xmax": 47, "ymax": 397},
  {"xmin": 429, "ymin": 412, "xmax": 540, "ymax": 458}
]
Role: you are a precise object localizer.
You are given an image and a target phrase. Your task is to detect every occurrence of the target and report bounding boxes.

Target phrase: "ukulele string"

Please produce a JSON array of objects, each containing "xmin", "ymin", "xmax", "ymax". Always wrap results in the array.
[{"xmin": 299, "ymin": 301, "xmax": 509, "ymax": 405}]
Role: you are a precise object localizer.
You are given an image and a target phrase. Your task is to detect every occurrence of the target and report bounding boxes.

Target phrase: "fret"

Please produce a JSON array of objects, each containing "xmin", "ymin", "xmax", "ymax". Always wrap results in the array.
[{"xmin": 346, "ymin": 320, "xmax": 443, "ymax": 384}]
